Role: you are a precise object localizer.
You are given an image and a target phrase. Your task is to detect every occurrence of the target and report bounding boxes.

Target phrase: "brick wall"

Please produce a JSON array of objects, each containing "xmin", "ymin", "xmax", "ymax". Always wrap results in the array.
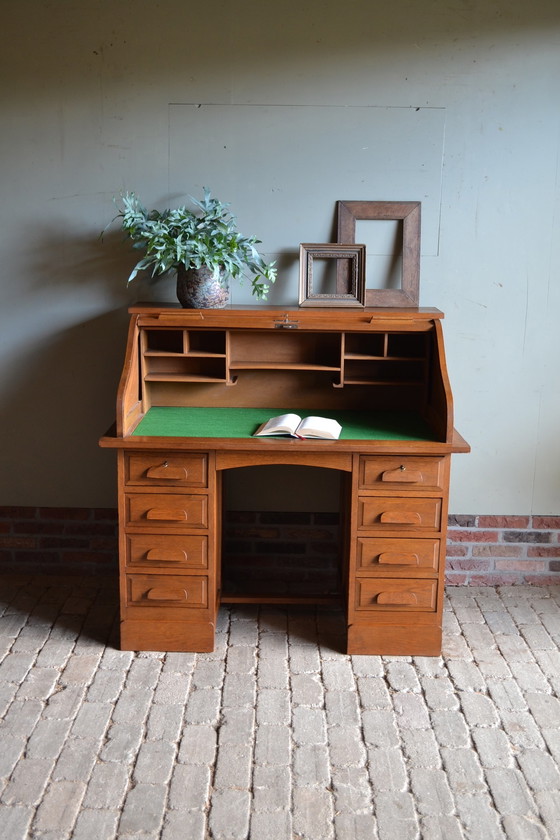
[
  {"xmin": 446, "ymin": 515, "xmax": 560, "ymax": 586},
  {"xmin": 1, "ymin": 507, "xmax": 559, "ymax": 586},
  {"xmin": 0, "ymin": 506, "xmax": 118, "ymax": 575}
]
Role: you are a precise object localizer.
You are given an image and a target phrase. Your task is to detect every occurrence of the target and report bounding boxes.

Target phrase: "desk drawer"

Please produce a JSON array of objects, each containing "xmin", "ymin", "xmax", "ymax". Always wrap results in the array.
[
  {"xmin": 125, "ymin": 453, "xmax": 208, "ymax": 488},
  {"xmin": 126, "ymin": 494, "xmax": 208, "ymax": 529},
  {"xmin": 358, "ymin": 497, "xmax": 441, "ymax": 531},
  {"xmin": 127, "ymin": 534, "xmax": 208, "ymax": 569},
  {"xmin": 126, "ymin": 573, "xmax": 208, "ymax": 608},
  {"xmin": 355, "ymin": 578, "xmax": 438, "ymax": 611},
  {"xmin": 356, "ymin": 537, "xmax": 439, "ymax": 574},
  {"xmin": 359, "ymin": 456, "xmax": 445, "ymax": 491}
]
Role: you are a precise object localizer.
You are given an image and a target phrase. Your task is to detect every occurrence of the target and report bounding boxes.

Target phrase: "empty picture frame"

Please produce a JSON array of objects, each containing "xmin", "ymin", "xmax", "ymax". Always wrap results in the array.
[
  {"xmin": 299, "ymin": 243, "xmax": 366, "ymax": 307},
  {"xmin": 337, "ymin": 200, "xmax": 421, "ymax": 307}
]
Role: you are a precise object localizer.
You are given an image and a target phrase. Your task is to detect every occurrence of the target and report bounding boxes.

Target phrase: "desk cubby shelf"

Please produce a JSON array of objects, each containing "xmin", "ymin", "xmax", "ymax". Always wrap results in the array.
[
  {"xmin": 142, "ymin": 328, "xmax": 228, "ymax": 383},
  {"xmin": 229, "ymin": 362, "xmax": 340, "ymax": 371},
  {"xmin": 140, "ymin": 325, "xmax": 431, "ymax": 389},
  {"xmin": 100, "ymin": 304, "xmax": 469, "ymax": 657}
]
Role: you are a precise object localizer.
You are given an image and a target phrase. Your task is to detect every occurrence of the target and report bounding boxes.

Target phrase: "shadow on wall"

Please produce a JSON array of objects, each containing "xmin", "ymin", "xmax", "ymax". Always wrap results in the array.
[
  {"xmin": 24, "ymin": 215, "xmax": 177, "ymax": 304},
  {"xmin": 0, "ymin": 309, "xmax": 130, "ymax": 508},
  {"xmin": 0, "ymin": 214, "xmax": 185, "ymax": 509}
]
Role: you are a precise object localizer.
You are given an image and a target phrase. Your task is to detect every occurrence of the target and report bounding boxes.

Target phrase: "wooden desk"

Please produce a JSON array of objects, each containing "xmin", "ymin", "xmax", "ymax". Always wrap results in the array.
[{"xmin": 100, "ymin": 304, "xmax": 469, "ymax": 655}]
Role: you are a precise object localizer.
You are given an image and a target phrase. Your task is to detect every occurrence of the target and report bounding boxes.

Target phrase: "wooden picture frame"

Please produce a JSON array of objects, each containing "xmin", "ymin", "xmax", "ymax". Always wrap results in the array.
[
  {"xmin": 337, "ymin": 200, "xmax": 421, "ymax": 307},
  {"xmin": 299, "ymin": 243, "xmax": 366, "ymax": 308}
]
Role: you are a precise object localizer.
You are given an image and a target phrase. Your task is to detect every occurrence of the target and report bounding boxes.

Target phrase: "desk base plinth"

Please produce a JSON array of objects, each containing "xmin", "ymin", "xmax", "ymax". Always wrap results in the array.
[
  {"xmin": 120, "ymin": 619, "xmax": 215, "ymax": 653},
  {"xmin": 347, "ymin": 621, "xmax": 443, "ymax": 657}
]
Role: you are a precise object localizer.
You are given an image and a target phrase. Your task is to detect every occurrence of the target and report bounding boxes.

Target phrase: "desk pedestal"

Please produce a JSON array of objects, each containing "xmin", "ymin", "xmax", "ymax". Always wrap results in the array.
[{"xmin": 116, "ymin": 445, "xmax": 453, "ymax": 656}]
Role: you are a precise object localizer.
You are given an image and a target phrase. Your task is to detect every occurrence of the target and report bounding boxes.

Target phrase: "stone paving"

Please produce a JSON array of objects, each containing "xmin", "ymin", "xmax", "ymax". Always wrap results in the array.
[{"xmin": 0, "ymin": 575, "xmax": 559, "ymax": 839}]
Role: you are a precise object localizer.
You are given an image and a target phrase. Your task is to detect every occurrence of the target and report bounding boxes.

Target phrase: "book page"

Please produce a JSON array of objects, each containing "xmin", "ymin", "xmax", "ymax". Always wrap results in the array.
[
  {"xmin": 297, "ymin": 416, "xmax": 342, "ymax": 439},
  {"xmin": 254, "ymin": 413, "xmax": 301, "ymax": 436}
]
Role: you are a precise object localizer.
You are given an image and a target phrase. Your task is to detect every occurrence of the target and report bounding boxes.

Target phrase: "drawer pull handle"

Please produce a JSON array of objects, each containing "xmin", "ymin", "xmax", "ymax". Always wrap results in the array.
[
  {"xmin": 146, "ymin": 508, "xmax": 188, "ymax": 522},
  {"xmin": 145, "ymin": 586, "xmax": 188, "ymax": 602},
  {"xmin": 377, "ymin": 591, "xmax": 418, "ymax": 606},
  {"xmin": 380, "ymin": 511, "xmax": 421, "ymax": 525},
  {"xmin": 381, "ymin": 467, "xmax": 423, "ymax": 484},
  {"xmin": 146, "ymin": 463, "xmax": 188, "ymax": 481},
  {"xmin": 379, "ymin": 551, "xmax": 419, "ymax": 566},
  {"xmin": 146, "ymin": 548, "xmax": 188, "ymax": 563}
]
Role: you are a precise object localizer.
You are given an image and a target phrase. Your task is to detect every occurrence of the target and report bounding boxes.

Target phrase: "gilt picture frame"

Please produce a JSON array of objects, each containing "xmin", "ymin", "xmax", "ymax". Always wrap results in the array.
[
  {"xmin": 299, "ymin": 243, "xmax": 366, "ymax": 308},
  {"xmin": 337, "ymin": 200, "xmax": 421, "ymax": 307}
]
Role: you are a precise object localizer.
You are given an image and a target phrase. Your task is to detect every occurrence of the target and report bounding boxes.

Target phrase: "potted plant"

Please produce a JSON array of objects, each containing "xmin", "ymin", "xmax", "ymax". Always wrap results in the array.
[{"xmin": 112, "ymin": 188, "xmax": 277, "ymax": 308}]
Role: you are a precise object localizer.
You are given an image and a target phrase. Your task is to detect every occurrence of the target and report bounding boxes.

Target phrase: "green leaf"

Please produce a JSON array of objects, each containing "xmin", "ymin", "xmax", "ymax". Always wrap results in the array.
[{"xmin": 108, "ymin": 188, "xmax": 276, "ymax": 299}]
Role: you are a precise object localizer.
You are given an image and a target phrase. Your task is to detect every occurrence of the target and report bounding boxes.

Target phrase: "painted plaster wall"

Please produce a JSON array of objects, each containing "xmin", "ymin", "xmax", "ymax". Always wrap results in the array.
[{"xmin": 0, "ymin": 0, "xmax": 558, "ymax": 513}]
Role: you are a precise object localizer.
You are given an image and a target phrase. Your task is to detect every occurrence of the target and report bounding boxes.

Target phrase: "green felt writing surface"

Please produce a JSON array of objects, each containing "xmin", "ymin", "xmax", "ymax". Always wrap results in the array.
[{"xmin": 131, "ymin": 407, "xmax": 435, "ymax": 441}]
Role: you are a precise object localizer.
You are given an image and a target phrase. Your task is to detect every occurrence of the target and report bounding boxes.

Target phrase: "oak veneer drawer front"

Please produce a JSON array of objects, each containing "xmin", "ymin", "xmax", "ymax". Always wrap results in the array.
[
  {"xmin": 355, "ymin": 579, "xmax": 438, "ymax": 611},
  {"xmin": 359, "ymin": 456, "xmax": 445, "ymax": 491},
  {"xmin": 127, "ymin": 574, "xmax": 208, "ymax": 608},
  {"xmin": 125, "ymin": 453, "xmax": 208, "ymax": 487},
  {"xmin": 127, "ymin": 534, "xmax": 208, "ymax": 569},
  {"xmin": 356, "ymin": 537, "xmax": 439, "ymax": 574},
  {"xmin": 358, "ymin": 497, "xmax": 441, "ymax": 531},
  {"xmin": 126, "ymin": 494, "xmax": 208, "ymax": 529}
]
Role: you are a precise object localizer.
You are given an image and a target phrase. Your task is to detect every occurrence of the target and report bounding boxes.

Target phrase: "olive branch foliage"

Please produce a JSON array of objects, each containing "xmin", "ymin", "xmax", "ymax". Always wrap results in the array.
[{"xmin": 111, "ymin": 188, "xmax": 276, "ymax": 300}]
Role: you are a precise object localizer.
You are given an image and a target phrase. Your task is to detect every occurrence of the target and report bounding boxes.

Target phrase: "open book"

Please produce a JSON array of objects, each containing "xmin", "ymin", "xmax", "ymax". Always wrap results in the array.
[{"xmin": 254, "ymin": 413, "xmax": 342, "ymax": 440}]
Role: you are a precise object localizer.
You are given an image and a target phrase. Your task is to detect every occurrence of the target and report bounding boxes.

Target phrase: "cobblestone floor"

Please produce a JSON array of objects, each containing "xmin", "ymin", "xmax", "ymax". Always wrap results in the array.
[{"xmin": 0, "ymin": 575, "xmax": 559, "ymax": 839}]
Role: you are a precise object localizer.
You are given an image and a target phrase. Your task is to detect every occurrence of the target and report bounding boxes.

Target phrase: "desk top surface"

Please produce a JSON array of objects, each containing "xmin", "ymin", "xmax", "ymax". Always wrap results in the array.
[{"xmin": 132, "ymin": 407, "xmax": 437, "ymax": 441}]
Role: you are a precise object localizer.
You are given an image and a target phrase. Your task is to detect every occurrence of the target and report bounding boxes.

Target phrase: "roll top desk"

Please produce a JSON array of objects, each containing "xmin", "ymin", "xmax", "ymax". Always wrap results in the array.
[{"xmin": 99, "ymin": 304, "xmax": 469, "ymax": 655}]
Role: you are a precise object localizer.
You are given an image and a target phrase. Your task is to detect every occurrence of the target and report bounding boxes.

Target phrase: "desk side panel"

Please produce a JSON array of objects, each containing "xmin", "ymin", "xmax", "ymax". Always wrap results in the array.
[
  {"xmin": 116, "ymin": 316, "xmax": 142, "ymax": 437},
  {"xmin": 425, "ymin": 320, "xmax": 454, "ymax": 443}
]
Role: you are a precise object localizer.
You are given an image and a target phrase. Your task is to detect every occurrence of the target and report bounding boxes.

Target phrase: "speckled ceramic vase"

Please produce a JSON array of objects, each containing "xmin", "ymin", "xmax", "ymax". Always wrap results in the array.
[{"xmin": 176, "ymin": 265, "xmax": 230, "ymax": 308}]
